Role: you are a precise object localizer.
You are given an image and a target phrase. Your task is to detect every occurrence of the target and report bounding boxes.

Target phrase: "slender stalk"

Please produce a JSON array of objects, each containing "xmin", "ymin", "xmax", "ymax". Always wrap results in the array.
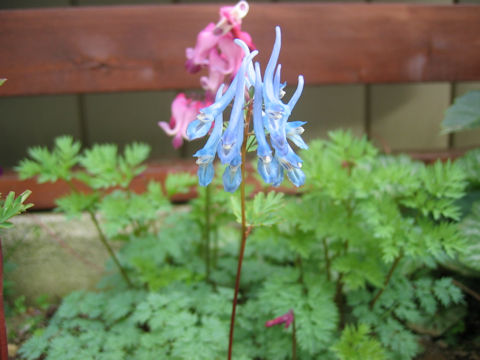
[
  {"xmin": 369, "ymin": 254, "xmax": 403, "ymax": 309},
  {"xmin": 0, "ymin": 239, "xmax": 8, "ymax": 360},
  {"xmin": 335, "ymin": 239, "xmax": 349, "ymax": 329},
  {"xmin": 88, "ymin": 211, "xmax": 133, "ymax": 288},
  {"xmin": 452, "ymin": 279, "xmax": 480, "ymax": 303},
  {"xmin": 213, "ymin": 228, "xmax": 219, "ymax": 269},
  {"xmin": 292, "ymin": 314, "xmax": 297, "ymax": 360},
  {"xmin": 205, "ymin": 184, "xmax": 211, "ymax": 282},
  {"xmin": 322, "ymin": 238, "xmax": 331, "ymax": 281},
  {"xmin": 227, "ymin": 110, "xmax": 251, "ymax": 360}
]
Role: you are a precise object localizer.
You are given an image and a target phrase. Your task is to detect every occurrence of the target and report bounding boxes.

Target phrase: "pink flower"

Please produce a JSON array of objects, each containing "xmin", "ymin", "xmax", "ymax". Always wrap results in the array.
[
  {"xmin": 265, "ymin": 309, "xmax": 294, "ymax": 329},
  {"xmin": 159, "ymin": 93, "xmax": 212, "ymax": 149},
  {"xmin": 185, "ymin": 1, "xmax": 254, "ymax": 95}
]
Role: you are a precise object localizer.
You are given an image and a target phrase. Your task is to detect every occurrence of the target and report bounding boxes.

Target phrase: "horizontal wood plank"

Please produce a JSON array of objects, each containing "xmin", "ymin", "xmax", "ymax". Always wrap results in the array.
[{"xmin": 1, "ymin": 3, "xmax": 480, "ymax": 96}]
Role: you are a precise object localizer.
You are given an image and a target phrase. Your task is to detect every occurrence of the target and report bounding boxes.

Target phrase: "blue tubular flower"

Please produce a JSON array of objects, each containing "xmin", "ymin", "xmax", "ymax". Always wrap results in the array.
[
  {"xmin": 274, "ymin": 65, "xmax": 286, "ymax": 100},
  {"xmin": 286, "ymin": 121, "xmax": 308, "ymax": 149},
  {"xmin": 218, "ymin": 49, "xmax": 258, "ymax": 164},
  {"xmin": 233, "ymin": 39, "xmax": 256, "ymax": 88},
  {"xmin": 287, "ymin": 75, "xmax": 304, "ymax": 110},
  {"xmin": 223, "ymin": 156, "xmax": 242, "ymax": 192},
  {"xmin": 253, "ymin": 62, "xmax": 278, "ymax": 184},
  {"xmin": 187, "ymin": 74, "xmax": 240, "ymax": 140},
  {"xmin": 277, "ymin": 145, "xmax": 305, "ymax": 187},
  {"xmin": 193, "ymin": 85, "xmax": 226, "ymax": 186}
]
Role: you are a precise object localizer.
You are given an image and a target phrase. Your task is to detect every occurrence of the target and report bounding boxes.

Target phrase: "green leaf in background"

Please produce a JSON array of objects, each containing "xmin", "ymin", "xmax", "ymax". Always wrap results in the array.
[
  {"xmin": 16, "ymin": 136, "xmax": 81, "ymax": 183},
  {"xmin": 0, "ymin": 190, "xmax": 33, "ymax": 229},
  {"xmin": 332, "ymin": 324, "xmax": 386, "ymax": 360},
  {"xmin": 164, "ymin": 172, "xmax": 196, "ymax": 198},
  {"xmin": 231, "ymin": 191, "xmax": 285, "ymax": 227},
  {"xmin": 442, "ymin": 90, "xmax": 480, "ymax": 133},
  {"xmin": 0, "ymin": 79, "xmax": 6, "ymax": 86}
]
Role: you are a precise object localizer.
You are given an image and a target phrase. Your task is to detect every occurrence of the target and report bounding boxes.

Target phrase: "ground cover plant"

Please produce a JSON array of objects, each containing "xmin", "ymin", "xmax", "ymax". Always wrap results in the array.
[{"xmin": 13, "ymin": 130, "xmax": 471, "ymax": 360}]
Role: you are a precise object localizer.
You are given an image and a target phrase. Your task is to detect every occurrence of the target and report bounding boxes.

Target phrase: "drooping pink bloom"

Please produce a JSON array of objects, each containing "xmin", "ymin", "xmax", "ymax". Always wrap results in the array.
[
  {"xmin": 185, "ymin": 1, "xmax": 254, "ymax": 95},
  {"xmin": 265, "ymin": 309, "xmax": 294, "ymax": 329},
  {"xmin": 159, "ymin": 93, "xmax": 212, "ymax": 149},
  {"xmin": 160, "ymin": 1, "xmax": 253, "ymax": 149}
]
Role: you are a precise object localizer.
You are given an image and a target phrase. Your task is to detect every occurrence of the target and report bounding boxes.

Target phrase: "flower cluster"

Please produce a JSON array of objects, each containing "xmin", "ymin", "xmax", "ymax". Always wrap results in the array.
[
  {"xmin": 188, "ymin": 26, "xmax": 307, "ymax": 192},
  {"xmin": 159, "ymin": 1, "xmax": 253, "ymax": 149}
]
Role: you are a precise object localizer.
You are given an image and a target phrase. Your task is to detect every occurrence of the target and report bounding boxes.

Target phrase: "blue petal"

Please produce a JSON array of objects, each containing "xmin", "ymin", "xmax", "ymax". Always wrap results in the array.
[
  {"xmin": 187, "ymin": 118, "xmax": 213, "ymax": 140},
  {"xmin": 234, "ymin": 39, "xmax": 256, "ymax": 87},
  {"xmin": 264, "ymin": 26, "xmax": 282, "ymax": 104},
  {"xmin": 286, "ymin": 121, "xmax": 308, "ymax": 149},
  {"xmin": 286, "ymin": 167, "xmax": 305, "ymax": 187},
  {"xmin": 272, "ymin": 163, "xmax": 284, "ymax": 187},
  {"xmin": 198, "ymin": 161, "xmax": 215, "ymax": 186},
  {"xmin": 253, "ymin": 62, "xmax": 272, "ymax": 159},
  {"xmin": 258, "ymin": 156, "xmax": 279, "ymax": 184},
  {"xmin": 277, "ymin": 145, "xmax": 303, "ymax": 171},
  {"xmin": 287, "ymin": 75, "xmax": 304, "ymax": 111},
  {"xmin": 223, "ymin": 157, "xmax": 242, "ymax": 193},
  {"xmin": 186, "ymin": 85, "xmax": 226, "ymax": 140},
  {"xmin": 218, "ymin": 50, "xmax": 258, "ymax": 164}
]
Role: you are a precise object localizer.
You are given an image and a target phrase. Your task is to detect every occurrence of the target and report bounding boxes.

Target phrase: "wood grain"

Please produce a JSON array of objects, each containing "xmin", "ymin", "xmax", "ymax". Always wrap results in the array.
[{"xmin": 1, "ymin": 3, "xmax": 480, "ymax": 96}]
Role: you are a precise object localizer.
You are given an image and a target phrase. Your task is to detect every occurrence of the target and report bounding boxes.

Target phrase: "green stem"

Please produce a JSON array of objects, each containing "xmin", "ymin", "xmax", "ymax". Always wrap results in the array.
[
  {"xmin": 88, "ymin": 211, "xmax": 133, "ymax": 288},
  {"xmin": 369, "ymin": 254, "xmax": 403, "ymax": 309},
  {"xmin": 227, "ymin": 109, "xmax": 251, "ymax": 360},
  {"xmin": 322, "ymin": 238, "xmax": 331, "ymax": 281},
  {"xmin": 205, "ymin": 185, "xmax": 211, "ymax": 282},
  {"xmin": 0, "ymin": 238, "xmax": 8, "ymax": 360},
  {"xmin": 335, "ymin": 239, "xmax": 349, "ymax": 329}
]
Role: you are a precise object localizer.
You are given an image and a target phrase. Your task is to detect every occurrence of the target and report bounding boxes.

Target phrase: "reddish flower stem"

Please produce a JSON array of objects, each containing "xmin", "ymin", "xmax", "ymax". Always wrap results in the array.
[
  {"xmin": 0, "ymin": 238, "xmax": 8, "ymax": 360},
  {"xmin": 227, "ymin": 109, "xmax": 251, "ymax": 360}
]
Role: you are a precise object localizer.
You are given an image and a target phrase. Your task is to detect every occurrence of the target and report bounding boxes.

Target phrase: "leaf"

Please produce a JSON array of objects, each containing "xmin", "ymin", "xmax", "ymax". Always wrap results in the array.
[
  {"xmin": 231, "ymin": 191, "xmax": 285, "ymax": 227},
  {"xmin": 55, "ymin": 192, "xmax": 99, "ymax": 218},
  {"xmin": 164, "ymin": 172, "xmax": 196, "ymax": 197},
  {"xmin": 332, "ymin": 324, "xmax": 386, "ymax": 360},
  {"xmin": 0, "ymin": 190, "xmax": 33, "ymax": 229},
  {"xmin": 442, "ymin": 90, "xmax": 480, "ymax": 133}
]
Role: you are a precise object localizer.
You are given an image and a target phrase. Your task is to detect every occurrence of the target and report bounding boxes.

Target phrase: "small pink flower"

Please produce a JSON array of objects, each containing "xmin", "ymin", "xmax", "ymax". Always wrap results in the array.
[
  {"xmin": 265, "ymin": 309, "xmax": 294, "ymax": 329},
  {"xmin": 159, "ymin": 93, "xmax": 212, "ymax": 149}
]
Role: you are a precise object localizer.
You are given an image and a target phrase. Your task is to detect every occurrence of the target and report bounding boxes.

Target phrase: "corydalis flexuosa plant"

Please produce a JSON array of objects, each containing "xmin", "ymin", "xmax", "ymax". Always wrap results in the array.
[{"xmin": 188, "ymin": 26, "xmax": 307, "ymax": 192}]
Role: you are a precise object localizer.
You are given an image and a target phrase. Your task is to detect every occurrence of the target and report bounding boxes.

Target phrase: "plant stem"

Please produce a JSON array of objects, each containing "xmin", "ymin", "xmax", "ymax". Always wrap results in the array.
[
  {"xmin": 335, "ymin": 239, "xmax": 349, "ymax": 329},
  {"xmin": 452, "ymin": 279, "xmax": 480, "ymax": 303},
  {"xmin": 322, "ymin": 238, "xmax": 331, "ymax": 281},
  {"xmin": 205, "ymin": 184, "xmax": 211, "ymax": 282},
  {"xmin": 227, "ymin": 110, "xmax": 251, "ymax": 360},
  {"xmin": 0, "ymin": 239, "xmax": 8, "ymax": 360},
  {"xmin": 369, "ymin": 254, "xmax": 403, "ymax": 309},
  {"xmin": 88, "ymin": 211, "xmax": 133, "ymax": 288}
]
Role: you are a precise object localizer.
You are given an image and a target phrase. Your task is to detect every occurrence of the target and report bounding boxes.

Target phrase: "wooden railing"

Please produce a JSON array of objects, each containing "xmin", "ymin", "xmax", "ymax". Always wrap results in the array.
[{"xmin": 1, "ymin": 3, "xmax": 479, "ymax": 208}]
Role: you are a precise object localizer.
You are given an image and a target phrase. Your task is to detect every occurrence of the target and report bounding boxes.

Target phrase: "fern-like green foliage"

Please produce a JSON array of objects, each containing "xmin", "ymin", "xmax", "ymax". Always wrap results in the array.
[
  {"xmin": 0, "ymin": 191, "xmax": 32, "ymax": 229},
  {"xmin": 231, "ymin": 191, "xmax": 285, "ymax": 227},
  {"xmin": 17, "ymin": 136, "xmax": 81, "ymax": 183},
  {"xmin": 77, "ymin": 142, "xmax": 150, "ymax": 189},
  {"xmin": 332, "ymin": 324, "xmax": 386, "ymax": 360}
]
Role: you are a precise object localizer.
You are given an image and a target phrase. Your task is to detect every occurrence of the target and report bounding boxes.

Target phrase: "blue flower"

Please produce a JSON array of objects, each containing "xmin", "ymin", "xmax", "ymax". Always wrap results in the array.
[{"xmin": 188, "ymin": 26, "xmax": 307, "ymax": 192}]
